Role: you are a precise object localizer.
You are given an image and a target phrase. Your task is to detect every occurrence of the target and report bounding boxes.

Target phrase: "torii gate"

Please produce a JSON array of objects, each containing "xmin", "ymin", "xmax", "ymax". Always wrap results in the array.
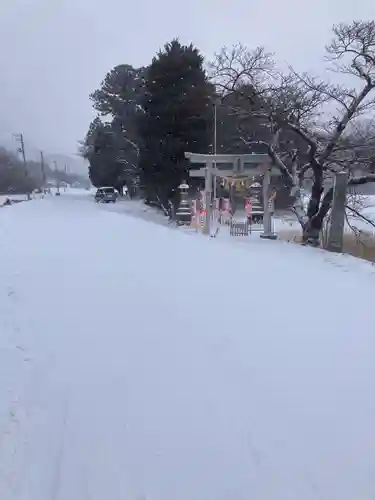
[{"xmin": 185, "ymin": 152, "xmax": 280, "ymax": 238}]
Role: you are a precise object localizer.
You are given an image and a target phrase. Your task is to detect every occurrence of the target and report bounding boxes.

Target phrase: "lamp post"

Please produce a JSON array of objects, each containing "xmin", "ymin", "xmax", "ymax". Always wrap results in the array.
[{"xmin": 212, "ymin": 98, "xmax": 218, "ymax": 200}]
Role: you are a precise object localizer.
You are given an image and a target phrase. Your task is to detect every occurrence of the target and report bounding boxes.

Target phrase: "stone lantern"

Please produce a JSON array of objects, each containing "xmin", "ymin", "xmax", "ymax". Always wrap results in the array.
[
  {"xmin": 248, "ymin": 181, "xmax": 263, "ymax": 224},
  {"xmin": 176, "ymin": 181, "xmax": 192, "ymax": 226}
]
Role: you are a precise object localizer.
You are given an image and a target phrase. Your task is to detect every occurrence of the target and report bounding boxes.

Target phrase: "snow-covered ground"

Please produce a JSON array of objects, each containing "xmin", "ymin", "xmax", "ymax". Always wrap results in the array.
[{"xmin": 1, "ymin": 194, "xmax": 375, "ymax": 500}]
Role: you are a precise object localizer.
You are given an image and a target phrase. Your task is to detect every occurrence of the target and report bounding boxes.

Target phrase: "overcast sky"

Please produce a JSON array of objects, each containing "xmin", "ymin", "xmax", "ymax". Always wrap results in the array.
[{"xmin": 0, "ymin": 0, "xmax": 373, "ymax": 159}]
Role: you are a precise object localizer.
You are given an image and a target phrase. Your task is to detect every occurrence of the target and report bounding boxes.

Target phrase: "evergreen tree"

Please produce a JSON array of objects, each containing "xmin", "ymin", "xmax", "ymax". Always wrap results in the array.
[
  {"xmin": 90, "ymin": 64, "xmax": 147, "ymax": 149},
  {"xmin": 85, "ymin": 64, "xmax": 146, "ymax": 193},
  {"xmin": 84, "ymin": 119, "xmax": 124, "ymax": 191},
  {"xmin": 138, "ymin": 39, "xmax": 213, "ymax": 206}
]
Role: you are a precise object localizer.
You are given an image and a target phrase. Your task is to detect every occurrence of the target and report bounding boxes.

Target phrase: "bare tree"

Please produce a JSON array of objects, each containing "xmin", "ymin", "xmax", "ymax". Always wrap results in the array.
[{"xmin": 210, "ymin": 20, "xmax": 375, "ymax": 245}]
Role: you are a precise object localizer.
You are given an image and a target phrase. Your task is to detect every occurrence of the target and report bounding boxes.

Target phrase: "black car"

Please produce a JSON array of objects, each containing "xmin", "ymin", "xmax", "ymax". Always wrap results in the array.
[{"xmin": 95, "ymin": 187, "xmax": 118, "ymax": 203}]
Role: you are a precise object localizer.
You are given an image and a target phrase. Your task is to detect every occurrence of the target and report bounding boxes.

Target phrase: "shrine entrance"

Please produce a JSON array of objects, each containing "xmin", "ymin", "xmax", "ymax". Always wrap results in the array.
[{"xmin": 185, "ymin": 152, "xmax": 281, "ymax": 238}]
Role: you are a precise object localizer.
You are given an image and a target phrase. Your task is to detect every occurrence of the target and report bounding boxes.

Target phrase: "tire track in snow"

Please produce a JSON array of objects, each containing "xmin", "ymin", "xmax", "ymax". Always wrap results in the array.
[
  {"xmin": 0, "ymin": 282, "xmax": 35, "ymax": 497},
  {"xmin": 50, "ymin": 389, "xmax": 71, "ymax": 500},
  {"xmin": 0, "ymin": 276, "xmax": 63, "ymax": 499}
]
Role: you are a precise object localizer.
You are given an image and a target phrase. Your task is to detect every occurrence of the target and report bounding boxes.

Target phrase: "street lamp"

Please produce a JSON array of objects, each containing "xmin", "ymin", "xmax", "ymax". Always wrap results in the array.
[{"xmin": 212, "ymin": 97, "xmax": 218, "ymax": 200}]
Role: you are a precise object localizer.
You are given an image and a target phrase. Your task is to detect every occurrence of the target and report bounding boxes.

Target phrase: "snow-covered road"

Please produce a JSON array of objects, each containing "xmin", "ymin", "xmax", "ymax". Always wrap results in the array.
[{"xmin": 1, "ymin": 195, "xmax": 375, "ymax": 500}]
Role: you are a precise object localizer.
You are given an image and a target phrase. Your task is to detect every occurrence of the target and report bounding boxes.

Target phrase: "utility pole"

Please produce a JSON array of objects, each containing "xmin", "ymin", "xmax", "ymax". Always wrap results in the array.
[
  {"xmin": 54, "ymin": 161, "xmax": 60, "ymax": 194},
  {"xmin": 13, "ymin": 132, "xmax": 30, "ymax": 199},
  {"xmin": 40, "ymin": 150, "xmax": 46, "ymax": 187},
  {"xmin": 64, "ymin": 164, "xmax": 68, "ymax": 191},
  {"xmin": 13, "ymin": 132, "xmax": 27, "ymax": 166}
]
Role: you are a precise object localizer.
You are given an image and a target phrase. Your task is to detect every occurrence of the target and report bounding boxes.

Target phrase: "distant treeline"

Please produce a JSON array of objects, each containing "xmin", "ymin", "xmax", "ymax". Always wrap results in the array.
[{"xmin": 0, "ymin": 147, "xmax": 88, "ymax": 193}]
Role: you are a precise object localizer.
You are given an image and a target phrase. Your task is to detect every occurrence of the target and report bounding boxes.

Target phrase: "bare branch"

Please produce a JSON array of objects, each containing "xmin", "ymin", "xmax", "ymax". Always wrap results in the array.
[
  {"xmin": 346, "ymin": 204, "xmax": 375, "ymax": 230},
  {"xmin": 347, "ymin": 173, "xmax": 375, "ymax": 186},
  {"xmin": 316, "ymin": 22, "xmax": 375, "ymax": 164},
  {"xmin": 345, "ymin": 210, "xmax": 362, "ymax": 237},
  {"xmin": 326, "ymin": 21, "xmax": 375, "ymax": 84},
  {"xmin": 209, "ymin": 45, "xmax": 275, "ymax": 96},
  {"xmin": 320, "ymin": 86, "xmax": 375, "ymax": 164}
]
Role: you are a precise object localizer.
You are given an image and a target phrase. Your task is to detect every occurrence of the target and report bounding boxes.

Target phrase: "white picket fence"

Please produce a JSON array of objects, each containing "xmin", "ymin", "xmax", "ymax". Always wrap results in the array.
[{"xmin": 230, "ymin": 220, "xmax": 249, "ymax": 236}]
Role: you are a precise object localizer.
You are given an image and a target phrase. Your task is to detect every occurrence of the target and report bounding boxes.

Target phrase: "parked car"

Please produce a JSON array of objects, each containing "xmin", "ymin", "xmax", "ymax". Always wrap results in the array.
[{"xmin": 95, "ymin": 187, "xmax": 118, "ymax": 203}]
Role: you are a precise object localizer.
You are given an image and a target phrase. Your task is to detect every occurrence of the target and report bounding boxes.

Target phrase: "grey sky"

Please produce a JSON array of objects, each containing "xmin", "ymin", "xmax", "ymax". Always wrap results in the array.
[{"xmin": 0, "ymin": 0, "xmax": 373, "ymax": 160}]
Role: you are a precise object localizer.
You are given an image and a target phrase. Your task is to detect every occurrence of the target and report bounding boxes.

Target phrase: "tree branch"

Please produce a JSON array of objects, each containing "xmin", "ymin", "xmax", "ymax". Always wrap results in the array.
[
  {"xmin": 348, "ymin": 174, "xmax": 375, "ymax": 185},
  {"xmin": 345, "ymin": 204, "xmax": 375, "ymax": 230}
]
